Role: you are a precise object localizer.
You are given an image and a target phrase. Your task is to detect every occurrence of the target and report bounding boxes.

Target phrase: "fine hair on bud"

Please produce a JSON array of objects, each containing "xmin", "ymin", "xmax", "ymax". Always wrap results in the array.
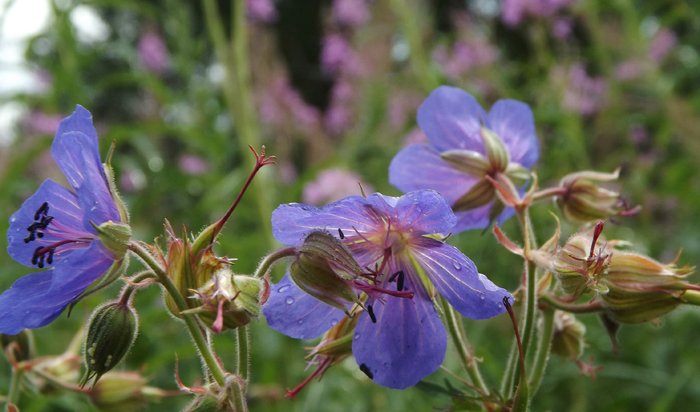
[{"xmin": 80, "ymin": 297, "xmax": 139, "ymax": 389}]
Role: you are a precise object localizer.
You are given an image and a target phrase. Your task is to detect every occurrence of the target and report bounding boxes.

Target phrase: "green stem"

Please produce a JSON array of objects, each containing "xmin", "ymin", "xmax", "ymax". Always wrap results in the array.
[
  {"xmin": 203, "ymin": 0, "xmax": 274, "ymax": 248},
  {"xmin": 528, "ymin": 308, "xmax": 554, "ymax": 396},
  {"xmin": 236, "ymin": 326, "xmax": 250, "ymax": 381},
  {"xmin": 440, "ymin": 297, "xmax": 489, "ymax": 398},
  {"xmin": 539, "ymin": 294, "xmax": 605, "ymax": 313},
  {"xmin": 128, "ymin": 242, "xmax": 226, "ymax": 387},
  {"xmin": 387, "ymin": 0, "xmax": 440, "ymax": 93},
  {"xmin": 5, "ymin": 369, "xmax": 22, "ymax": 411},
  {"xmin": 253, "ymin": 247, "xmax": 296, "ymax": 278}
]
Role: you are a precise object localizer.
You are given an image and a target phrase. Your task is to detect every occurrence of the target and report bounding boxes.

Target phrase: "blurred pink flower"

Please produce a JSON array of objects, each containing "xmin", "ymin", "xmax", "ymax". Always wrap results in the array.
[
  {"xmin": 324, "ymin": 80, "xmax": 355, "ymax": 135},
  {"xmin": 302, "ymin": 168, "xmax": 373, "ymax": 206},
  {"xmin": 552, "ymin": 18, "xmax": 573, "ymax": 39},
  {"xmin": 258, "ymin": 75, "xmax": 321, "ymax": 129},
  {"xmin": 178, "ymin": 154, "xmax": 209, "ymax": 176},
  {"xmin": 321, "ymin": 34, "xmax": 362, "ymax": 75},
  {"xmin": 614, "ymin": 61, "xmax": 643, "ymax": 81},
  {"xmin": 402, "ymin": 126, "xmax": 427, "ymax": 147},
  {"xmin": 560, "ymin": 64, "xmax": 607, "ymax": 115},
  {"xmin": 138, "ymin": 31, "xmax": 169, "ymax": 74},
  {"xmin": 332, "ymin": 0, "xmax": 370, "ymax": 27},
  {"xmin": 649, "ymin": 29, "xmax": 676, "ymax": 63},
  {"xmin": 247, "ymin": 0, "xmax": 277, "ymax": 23},
  {"xmin": 502, "ymin": 0, "xmax": 577, "ymax": 27},
  {"xmin": 629, "ymin": 125, "xmax": 649, "ymax": 145},
  {"xmin": 432, "ymin": 41, "xmax": 497, "ymax": 80},
  {"xmin": 26, "ymin": 111, "xmax": 64, "ymax": 135},
  {"xmin": 388, "ymin": 92, "xmax": 422, "ymax": 131}
]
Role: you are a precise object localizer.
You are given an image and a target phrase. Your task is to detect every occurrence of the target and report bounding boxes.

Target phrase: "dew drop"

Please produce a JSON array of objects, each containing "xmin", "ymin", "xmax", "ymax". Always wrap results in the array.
[
  {"xmin": 7, "ymin": 236, "xmax": 13, "ymax": 244},
  {"xmin": 9, "ymin": 216, "xmax": 15, "ymax": 223},
  {"xmin": 278, "ymin": 285, "xmax": 289, "ymax": 293},
  {"xmin": 498, "ymin": 303, "xmax": 503, "ymax": 308},
  {"xmin": 298, "ymin": 319, "xmax": 303, "ymax": 324},
  {"xmin": 285, "ymin": 297, "xmax": 294, "ymax": 305},
  {"xmin": 354, "ymin": 333, "xmax": 361, "ymax": 340},
  {"xmin": 480, "ymin": 295, "xmax": 485, "ymax": 300},
  {"xmin": 331, "ymin": 319, "xmax": 338, "ymax": 326},
  {"xmin": 452, "ymin": 260, "xmax": 461, "ymax": 270}
]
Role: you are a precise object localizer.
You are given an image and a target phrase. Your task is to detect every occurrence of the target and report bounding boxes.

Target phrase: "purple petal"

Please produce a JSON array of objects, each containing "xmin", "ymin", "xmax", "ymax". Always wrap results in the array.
[
  {"xmin": 52, "ymin": 108, "xmax": 105, "ymax": 192},
  {"xmin": 392, "ymin": 190, "xmax": 456, "ymax": 235},
  {"xmin": 52, "ymin": 131, "xmax": 119, "ymax": 229},
  {"xmin": 487, "ymin": 100, "xmax": 539, "ymax": 168},
  {"xmin": 272, "ymin": 196, "xmax": 384, "ymax": 246},
  {"xmin": 352, "ymin": 276, "xmax": 446, "ymax": 389},
  {"xmin": 417, "ymin": 86, "xmax": 488, "ymax": 153},
  {"xmin": 263, "ymin": 273, "xmax": 347, "ymax": 340},
  {"xmin": 7, "ymin": 179, "xmax": 90, "ymax": 268},
  {"xmin": 19, "ymin": 241, "xmax": 114, "ymax": 329},
  {"xmin": 410, "ymin": 237, "xmax": 511, "ymax": 319},
  {"xmin": 389, "ymin": 144, "xmax": 478, "ymax": 208},
  {"xmin": 0, "ymin": 272, "xmax": 53, "ymax": 334}
]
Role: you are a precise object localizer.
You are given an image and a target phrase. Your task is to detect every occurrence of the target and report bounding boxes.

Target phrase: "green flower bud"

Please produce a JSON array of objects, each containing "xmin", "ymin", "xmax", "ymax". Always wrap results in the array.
[
  {"xmin": 80, "ymin": 300, "xmax": 138, "ymax": 389},
  {"xmin": 289, "ymin": 230, "xmax": 365, "ymax": 313},
  {"xmin": 186, "ymin": 269, "xmax": 268, "ymax": 333},
  {"xmin": 552, "ymin": 233, "xmax": 610, "ymax": 298},
  {"xmin": 480, "ymin": 126, "xmax": 510, "ymax": 172},
  {"xmin": 599, "ymin": 251, "xmax": 696, "ymax": 324},
  {"xmin": 89, "ymin": 371, "xmax": 167, "ymax": 412},
  {"xmin": 555, "ymin": 169, "xmax": 638, "ymax": 223},
  {"xmin": 440, "ymin": 149, "xmax": 490, "ymax": 178},
  {"xmin": 93, "ymin": 221, "xmax": 132, "ymax": 260},
  {"xmin": 1, "ymin": 329, "xmax": 35, "ymax": 362},
  {"xmin": 549, "ymin": 311, "xmax": 586, "ymax": 360}
]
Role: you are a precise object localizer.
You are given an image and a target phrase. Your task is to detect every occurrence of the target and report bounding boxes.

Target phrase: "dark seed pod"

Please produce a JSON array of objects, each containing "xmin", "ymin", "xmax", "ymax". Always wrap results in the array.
[{"xmin": 80, "ymin": 300, "xmax": 138, "ymax": 389}]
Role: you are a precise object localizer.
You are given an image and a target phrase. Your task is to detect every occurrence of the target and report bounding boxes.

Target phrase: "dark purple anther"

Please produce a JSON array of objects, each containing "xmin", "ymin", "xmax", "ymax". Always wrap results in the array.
[{"xmin": 367, "ymin": 304, "xmax": 377, "ymax": 323}]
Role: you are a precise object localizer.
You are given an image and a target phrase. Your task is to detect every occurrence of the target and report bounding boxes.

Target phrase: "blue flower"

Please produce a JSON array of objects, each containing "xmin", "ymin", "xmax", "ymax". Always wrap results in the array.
[
  {"xmin": 389, "ymin": 86, "xmax": 539, "ymax": 232},
  {"xmin": 1, "ymin": 106, "xmax": 129, "ymax": 335},
  {"xmin": 263, "ymin": 190, "xmax": 511, "ymax": 389}
]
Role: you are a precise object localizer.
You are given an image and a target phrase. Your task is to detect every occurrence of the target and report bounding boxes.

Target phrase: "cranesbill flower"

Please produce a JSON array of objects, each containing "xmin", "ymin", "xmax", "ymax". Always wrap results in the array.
[
  {"xmin": 389, "ymin": 86, "xmax": 539, "ymax": 232},
  {"xmin": 263, "ymin": 190, "xmax": 510, "ymax": 389},
  {"xmin": 1, "ymin": 106, "xmax": 130, "ymax": 335}
]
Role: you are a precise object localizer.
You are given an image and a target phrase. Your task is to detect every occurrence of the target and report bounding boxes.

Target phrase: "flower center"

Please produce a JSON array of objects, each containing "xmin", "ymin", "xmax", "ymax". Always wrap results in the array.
[{"xmin": 23, "ymin": 201, "xmax": 90, "ymax": 268}]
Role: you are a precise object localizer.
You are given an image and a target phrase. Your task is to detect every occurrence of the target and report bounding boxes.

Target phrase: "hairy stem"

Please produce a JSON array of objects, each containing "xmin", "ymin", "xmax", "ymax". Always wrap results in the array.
[
  {"xmin": 528, "ymin": 308, "xmax": 555, "ymax": 396},
  {"xmin": 128, "ymin": 242, "xmax": 226, "ymax": 387},
  {"xmin": 440, "ymin": 297, "xmax": 489, "ymax": 398},
  {"xmin": 253, "ymin": 247, "xmax": 296, "ymax": 278}
]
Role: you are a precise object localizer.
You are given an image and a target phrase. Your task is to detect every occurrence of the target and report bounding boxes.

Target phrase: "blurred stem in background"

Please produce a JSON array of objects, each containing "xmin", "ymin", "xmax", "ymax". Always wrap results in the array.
[{"xmin": 203, "ymin": 0, "xmax": 275, "ymax": 249}]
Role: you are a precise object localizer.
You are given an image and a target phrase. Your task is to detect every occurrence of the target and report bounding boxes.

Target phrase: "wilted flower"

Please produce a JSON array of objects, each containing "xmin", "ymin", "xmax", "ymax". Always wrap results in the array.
[
  {"xmin": 390, "ymin": 86, "xmax": 539, "ymax": 232},
  {"xmin": 264, "ymin": 190, "xmax": 510, "ymax": 389},
  {"xmin": 1, "ymin": 106, "xmax": 130, "ymax": 334}
]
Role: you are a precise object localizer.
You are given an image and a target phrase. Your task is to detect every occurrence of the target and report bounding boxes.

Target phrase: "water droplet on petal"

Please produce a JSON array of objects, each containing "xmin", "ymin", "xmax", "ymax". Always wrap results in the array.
[
  {"xmin": 480, "ymin": 294, "xmax": 485, "ymax": 300},
  {"xmin": 354, "ymin": 333, "xmax": 361, "ymax": 340},
  {"xmin": 285, "ymin": 297, "xmax": 294, "ymax": 305},
  {"xmin": 331, "ymin": 319, "xmax": 338, "ymax": 326},
  {"xmin": 298, "ymin": 319, "xmax": 303, "ymax": 324},
  {"xmin": 278, "ymin": 285, "xmax": 289, "ymax": 293},
  {"xmin": 452, "ymin": 260, "xmax": 461, "ymax": 270},
  {"xmin": 478, "ymin": 273, "xmax": 501, "ymax": 292},
  {"xmin": 7, "ymin": 236, "xmax": 13, "ymax": 243},
  {"xmin": 10, "ymin": 216, "xmax": 15, "ymax": 223},
  {"xmin": 498, "ymin": 303, "xmax": 503, "ymax": 308}
]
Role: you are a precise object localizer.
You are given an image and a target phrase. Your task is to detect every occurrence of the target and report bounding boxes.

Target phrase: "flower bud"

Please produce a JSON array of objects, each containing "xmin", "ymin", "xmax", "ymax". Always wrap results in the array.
[
  {"xmin": 1, "ymin": 329, "xmax": 35, "ymax": 362},
  {"xmin": 480, "ymin": 126, "xmax": 509, "ymax": 172},
  {"xmin": 89, "ymin": 371, "xmax": 167, "ymax": 412},
  {"xmin": 552, "ymin": 228, "xmax": 611, "ymax": 298},
  {"xmin": 549, "ymin": 311, "xmax": 586, "ymax": 360},
  {"xmin": 555, "ymin": 169, "xmax": 637, "ymax": 223},
  {"xmin": 80, "ymin": 300, "xmax": 138, "ymax": 389},
  {"xmin": 94, "ymin": 220, "xmax": 132, "ymax": 260},
  {"xmin": 186, "ymin": 269, "xmax": 268, "ymax": 333},
  {"xmin": 599, "ymin": 251, "xmax": 696, "ymax": 324},
  {"xmin": 289, "ymin": 230, "xmax": 364, "ymax": 312}
]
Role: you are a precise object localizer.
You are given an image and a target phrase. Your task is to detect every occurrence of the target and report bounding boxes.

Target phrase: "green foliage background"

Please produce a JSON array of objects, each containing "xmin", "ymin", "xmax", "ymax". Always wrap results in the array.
[{"xmin": 0, "ymin": 0, "xmax": 699, "ymax": 410}]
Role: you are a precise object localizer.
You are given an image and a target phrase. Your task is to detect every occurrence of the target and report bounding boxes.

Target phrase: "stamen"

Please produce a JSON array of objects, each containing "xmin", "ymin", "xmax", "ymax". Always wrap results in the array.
[
  {"xmin": 397, "ymin": 272, "xmax": 405, "ymax": 292},
  {"xmin": 34, "ymin": 202, "xmax": 49, "ymax": 221},
  {"xmin": 367, "ymin": 304, "xmax": 377, "ymax": 323},
  {"xmin": 359, "ymin": 363, "xmax": 373, "ymax": 379},
  {"xmin": 338, "ymin": 228, "xmax": 345, "ymax": 239},
  {"xmin": 29, "ymin": 239, "xmax": 87, "ymax": 268}
]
